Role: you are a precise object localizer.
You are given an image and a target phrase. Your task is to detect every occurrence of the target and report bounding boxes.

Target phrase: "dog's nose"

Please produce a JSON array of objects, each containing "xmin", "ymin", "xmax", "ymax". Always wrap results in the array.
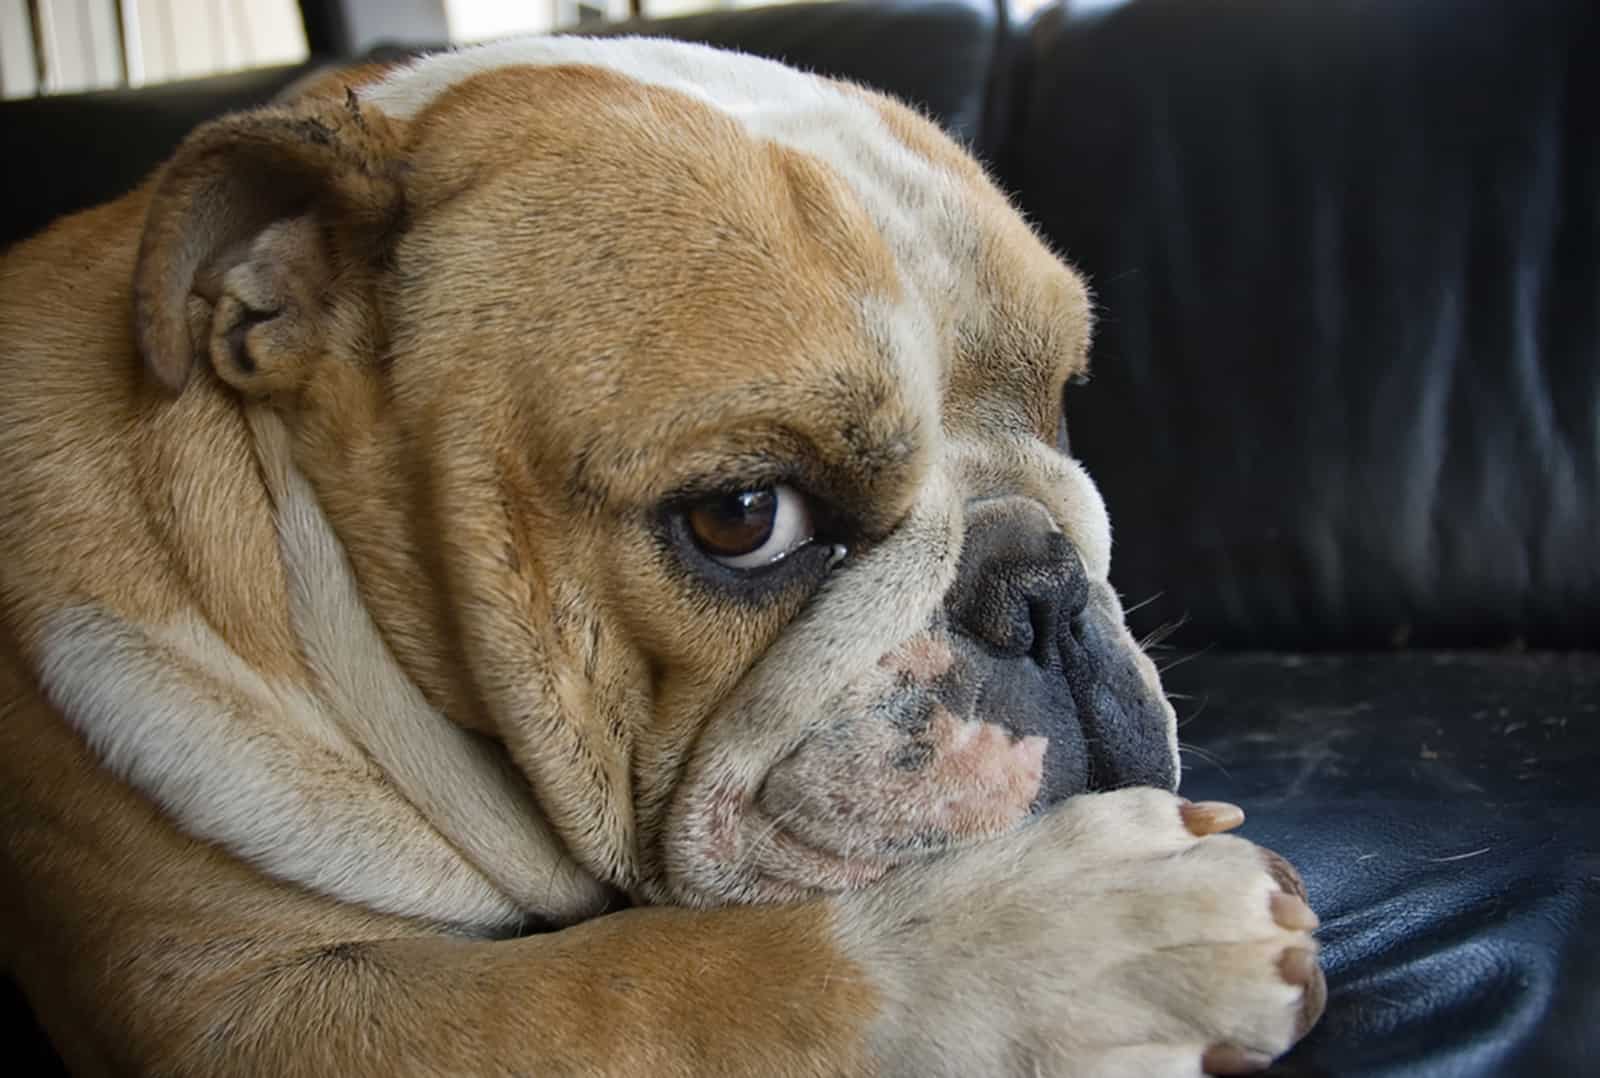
[{"xmin": 944, "ymin": 500, "xmax": 1089, "ymax": 667}]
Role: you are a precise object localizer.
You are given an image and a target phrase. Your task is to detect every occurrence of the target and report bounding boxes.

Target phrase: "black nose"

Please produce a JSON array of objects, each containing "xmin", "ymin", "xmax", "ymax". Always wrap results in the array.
[{"xmin": 944, "ymin": 502, "xmax": 1089, "ymax": 667}]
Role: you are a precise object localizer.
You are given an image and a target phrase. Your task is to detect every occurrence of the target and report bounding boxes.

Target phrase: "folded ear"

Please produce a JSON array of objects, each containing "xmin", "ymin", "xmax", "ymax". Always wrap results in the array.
[{"xmin": 133, "ymin": 90, "xmax": 406, "ymax": 394}]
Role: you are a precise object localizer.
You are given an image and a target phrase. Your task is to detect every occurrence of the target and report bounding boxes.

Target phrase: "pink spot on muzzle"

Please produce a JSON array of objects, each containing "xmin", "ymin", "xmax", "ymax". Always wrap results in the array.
[
  {"xmin": 758, "ymin": 705, "xmax": 1049, "ymax": 856},
  {"xmin": 914, "ymin": 710, "xmax": 1047, "ymax": 837}
]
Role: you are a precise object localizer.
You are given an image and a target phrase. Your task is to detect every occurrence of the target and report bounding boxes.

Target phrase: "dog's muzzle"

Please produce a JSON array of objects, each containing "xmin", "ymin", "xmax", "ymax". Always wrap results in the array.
[
  {"xmin": 756, "ymin": 497, "xmax": 1177, "ymax": 874},
  {"xmin": 943, "ymin": 498, "xmax": 1177, "ymax": 801}
]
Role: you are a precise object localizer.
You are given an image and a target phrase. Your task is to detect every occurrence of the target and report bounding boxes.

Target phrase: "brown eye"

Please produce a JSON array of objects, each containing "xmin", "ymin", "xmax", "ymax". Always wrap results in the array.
[{"xmin": 685, "ymin": 484, "xmax": 814, "ymax": 569}]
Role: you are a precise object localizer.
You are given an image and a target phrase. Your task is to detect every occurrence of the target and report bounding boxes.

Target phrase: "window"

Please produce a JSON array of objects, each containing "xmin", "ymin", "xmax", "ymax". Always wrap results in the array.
[
  {"xmin": 1, "ymin": 1, "xmax": 1073, "ymax": 101},
  {"xmin": 444, "ymin": 2, "xmax": 815, "ymax": 44},
  {"xmin": 0, "ymin": 0, "xmax": 309, "ymax": 98}
]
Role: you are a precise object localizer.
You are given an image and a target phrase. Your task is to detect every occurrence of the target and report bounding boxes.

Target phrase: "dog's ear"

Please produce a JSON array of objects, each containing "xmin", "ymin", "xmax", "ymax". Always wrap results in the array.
[{"xmin": 133, "ymin": 91, "xmax": 406, "ymax": 394}]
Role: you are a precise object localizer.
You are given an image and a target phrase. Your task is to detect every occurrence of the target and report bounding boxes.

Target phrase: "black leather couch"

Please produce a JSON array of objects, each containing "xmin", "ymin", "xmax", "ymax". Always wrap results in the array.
[{"xmin": 3, "ymin": 1, "xmax": 1595, "ymax": 1074}]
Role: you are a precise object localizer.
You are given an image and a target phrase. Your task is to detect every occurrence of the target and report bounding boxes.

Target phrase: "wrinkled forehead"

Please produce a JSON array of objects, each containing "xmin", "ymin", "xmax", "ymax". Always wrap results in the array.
[
  {"xmin": 363, "ymin": 38, "xmax": 1085, "ymax": 483},
  {"xmin": 363, "ymin": 37, "xmax": 976, "ymax": 274},
  {"xmin": 369, "ymin": 39, "xmax": 973, "ymax": 306}
]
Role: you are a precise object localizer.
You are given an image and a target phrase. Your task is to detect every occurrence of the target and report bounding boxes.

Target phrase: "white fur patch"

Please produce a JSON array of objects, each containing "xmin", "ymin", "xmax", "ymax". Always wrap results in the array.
[
  {"xmin": 36, "ymin": 605, "xmax": 526, "ymax": 929},
  {"xmin": 33, "ymin": 411, "xmax": 609, "ymax": 932}
]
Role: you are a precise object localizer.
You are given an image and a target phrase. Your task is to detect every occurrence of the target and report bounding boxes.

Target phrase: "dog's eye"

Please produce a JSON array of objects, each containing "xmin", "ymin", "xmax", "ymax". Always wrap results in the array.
[{"xmin": 686, "ymin": 484, "xmax": 815, "ymax": 569}]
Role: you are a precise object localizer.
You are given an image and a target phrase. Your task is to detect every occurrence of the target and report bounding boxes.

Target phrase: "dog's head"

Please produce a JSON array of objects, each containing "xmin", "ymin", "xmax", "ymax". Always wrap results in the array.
[{"xmin": 134, "ymin": 39, "xmax": 1177, "ymax": 910}]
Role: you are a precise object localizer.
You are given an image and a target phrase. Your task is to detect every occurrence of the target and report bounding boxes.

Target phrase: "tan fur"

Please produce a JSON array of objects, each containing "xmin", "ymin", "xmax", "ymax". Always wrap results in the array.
[
  {"xmin": 0, "ymin": 41, "xmax": 1321, "ymax": 1075},
  {"xmin": 0, "ymin": 649, "xmax": 878, "ymax": 1077},
  {"xmin": 0, "ymin": 191, "xmax": 299, "ymax": 679}
]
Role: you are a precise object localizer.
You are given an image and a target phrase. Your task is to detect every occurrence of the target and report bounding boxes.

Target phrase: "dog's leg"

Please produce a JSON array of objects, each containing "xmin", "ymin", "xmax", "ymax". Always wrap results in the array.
[
  {"xmin": 3, "ymin": 657, "xmax": 1322, "ymax": 1078},
  {"xmin": 1, "ymin": 661, "xmax": 881, "ymax": 1076}
]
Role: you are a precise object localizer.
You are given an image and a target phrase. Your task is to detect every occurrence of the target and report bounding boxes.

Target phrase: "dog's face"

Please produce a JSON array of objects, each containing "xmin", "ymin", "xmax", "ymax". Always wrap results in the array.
[{"xmin": 138, "ymin": 40, "xmax": 1177, "ymax": 910}]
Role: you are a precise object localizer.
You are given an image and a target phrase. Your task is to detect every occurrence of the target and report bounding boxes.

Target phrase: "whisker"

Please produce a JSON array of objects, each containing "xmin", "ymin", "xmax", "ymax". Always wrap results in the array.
[
  {"xmin": 1175, "ymin": 696, "xmax": 1210, "ymax": 729},
  {"xmin": 1122, "ymin": 591, "xmax": 1165, "ymax": 618},
  {"xmin": 1158, "ymin": 642, "xmax": 1214, "ymax": 675},
  {"xmin": 1179, "ymin": 742, "xmax": 1224, "ymax": 766},
  {"xmin": 731, "ymin": 805, "xmax": 806, "ymax": 881},
  {"xmin": 1179, "ymin": 741, "xmax": 1233, "ymax": 780},
  {"xmin": 1139, "ymin": 614, "xmax": 1190, "ymax": 651}
]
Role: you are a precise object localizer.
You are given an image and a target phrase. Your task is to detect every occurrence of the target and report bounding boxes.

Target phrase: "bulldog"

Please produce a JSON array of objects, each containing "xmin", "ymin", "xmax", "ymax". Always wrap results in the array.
[{"xmin": 0, "ymin": 36, "xmax": 1323, "ymax": 1077}]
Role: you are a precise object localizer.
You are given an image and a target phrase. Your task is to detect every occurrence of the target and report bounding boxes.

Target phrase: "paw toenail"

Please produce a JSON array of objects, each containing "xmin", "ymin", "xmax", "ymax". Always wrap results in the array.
[
  {"xmin": 1277, "ymin": 945, "xmax": 1319, "ymax": 987},
  {"xmin": 1295, "ymin": 958, "xmax": 1328, "ymax": 1040},
  {"xmin": 1259, "ymin": 848, "xmax": 1309, "ymax": 903},
  {"xmin": 1270, "ymin": 892, "xmax": 1320, "ymax": 931},
  {"xmin": 1180, "ymin": 801, "xmax": 1245, "ymax": 836},
  {"xmin": 1201, "ymin": 1044, "xmax": 1273, "ymax": 1075}
]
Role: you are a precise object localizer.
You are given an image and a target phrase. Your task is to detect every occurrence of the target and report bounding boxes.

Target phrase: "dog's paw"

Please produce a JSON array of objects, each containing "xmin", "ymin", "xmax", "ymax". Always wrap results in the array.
[{"xmin": 833, "ymin": 788, "xmax": 1325, "ymax": 1078}]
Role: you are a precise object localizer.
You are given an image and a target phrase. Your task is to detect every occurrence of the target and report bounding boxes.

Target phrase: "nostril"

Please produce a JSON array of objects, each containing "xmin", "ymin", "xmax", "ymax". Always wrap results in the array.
[
  {"xmin": 945, "ymin": 509, "xmax": 1094, "ymax": 660},
  {"xmin": 1027, "ymin": 594, "xmax": 1060, "ymax": 669}
]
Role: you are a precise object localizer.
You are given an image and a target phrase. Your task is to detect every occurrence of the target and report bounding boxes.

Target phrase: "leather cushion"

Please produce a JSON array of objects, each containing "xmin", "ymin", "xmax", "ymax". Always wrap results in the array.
[
  {"xmin": 1004, "ymin": 0, "xmax": 1600, "ymax": 649},
  {"xmin": 1171, "ymin": 650, "xmax": 1600, "ymax": 1075},
  {"xmin": 0, "ymin": 63, "xmax": 317, "ymax": 251}
]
